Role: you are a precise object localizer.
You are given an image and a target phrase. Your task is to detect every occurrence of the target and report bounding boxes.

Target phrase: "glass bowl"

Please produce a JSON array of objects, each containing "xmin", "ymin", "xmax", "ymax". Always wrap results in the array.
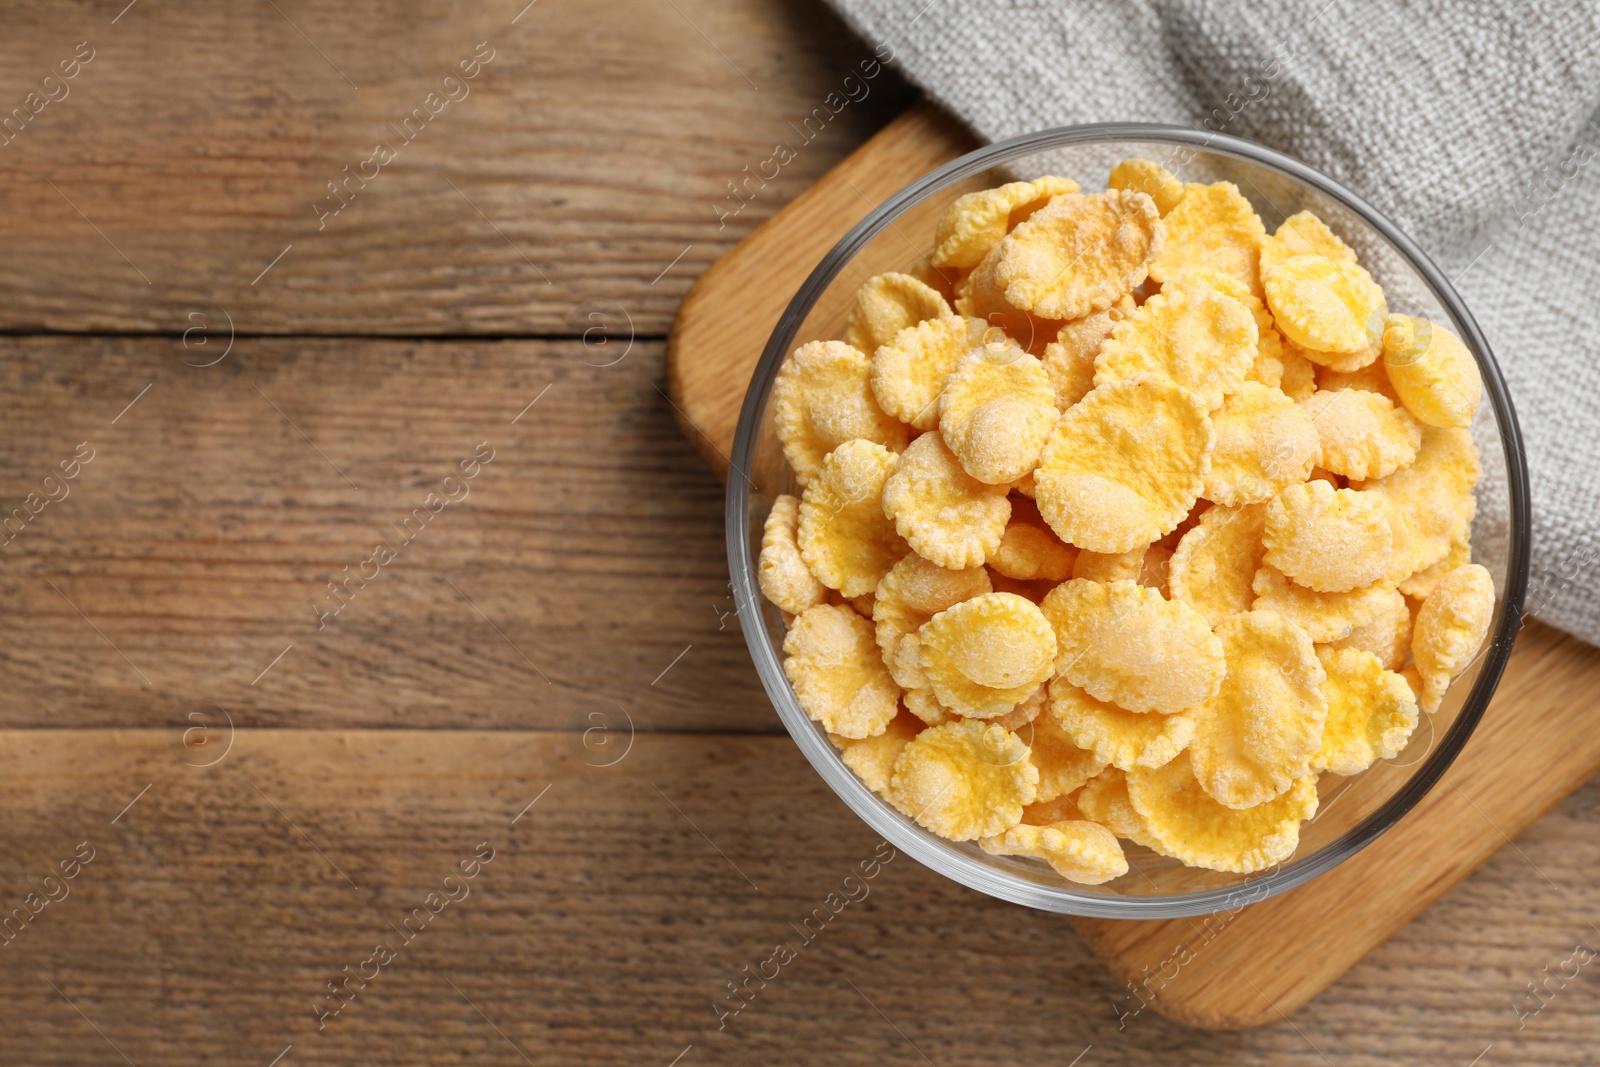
[{"xmin": 726, "ymin": 124, "xmax": 1531, "ymax": 918}]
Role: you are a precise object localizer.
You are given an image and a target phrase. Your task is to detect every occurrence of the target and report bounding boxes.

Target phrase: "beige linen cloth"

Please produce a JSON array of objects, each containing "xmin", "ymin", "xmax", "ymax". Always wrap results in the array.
[{"xmin": 824, "ymin": 0, "xmax": 1600, "ymax": 641}]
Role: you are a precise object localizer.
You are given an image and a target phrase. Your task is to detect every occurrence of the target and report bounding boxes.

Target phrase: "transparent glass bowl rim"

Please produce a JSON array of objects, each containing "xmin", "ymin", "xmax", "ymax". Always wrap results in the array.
[{"xmin": 726, "ymin": 122, "xmax": 1532, "ymax": 918}]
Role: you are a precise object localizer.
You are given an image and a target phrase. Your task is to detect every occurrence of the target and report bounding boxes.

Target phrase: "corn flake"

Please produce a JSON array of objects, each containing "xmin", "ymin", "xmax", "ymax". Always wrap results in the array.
[
  {"xmin": 956, "ymin": 243, "xmax": 1064, "ymax": 354},
  {"xmin": 1263, "ymin": 480, "xmax": 1396, "ymax": 593},
  {"xmin": 1412, "ymin": 563, "xmax": 1494, "ymax": 708},
  {"xmin": 1148, "ymin": 181, "xmax": 1267, "ymax": 298},
  {"xmin": 904, "ymin": 685, "xmax": 956, "ymax": 726},
  {"xmin": 1049, "ymin": 677, "xmax": 1196, "ymax": 771},
  {"xmin": 870, "ymin": 314, "xmax": 982, "ymax": 430},
  {"xmin": 775, "ymin": 341, "xmax": 909, "ymax": 485},
  {"xmin": 836, "ymin": 711, "xmax": 925, "ymax": 794},
  {"xmin": 919, "ymin": 592, "xmax": 1057, "ymax": 718},
  {"xmin": 1188, "ymin": 610, "xmax": 1326, "ymax": 809},
  {"xmin": 1299, "ymin": 388, "xmax": 1422, "ymax": 481},
  {"xmin": 1168, "ymin": 502, "xmax": 1269, "ymax": 626},
  {"xmin": 797, "ymin": 438, "xmax": 908, "ymax": 597},
  {"xmin": 758, "ymin": 493, "xmax": 828, "ymax": 615},
  {"xmin": 1023, "ymin": 709, "xmax": 1110, "ymax": 801},
  {"xmin": 1041, "ymin": 297, "xmax": 1134, "ymax": 408},
  {"xmin": 888, "ymin": 720, "xmax": 1039, "ymax": 840},
  {"xmin": 1262, "ymin": 253, "xmax": 1386, "ymax": 365},
  {"xmin": 979, "ymin": 820, "xmax": 1128, "ymax": 884},
  {"xmin": 843, "ymin": 272, "xmax": 954, "ymax": 354},
  {"xmin": 1311, "ymin": 647, "xmax": 1418, "ymax": 775},
  {"xmin": 996, "ymin": 190, "xmax": 1163, "ymax": 321},
  {"xmin": 873, "ymin": 552, "xmax": 992, "ymax": 689},
  {"xmin": 1326, "ymin": 585, "xmax": 1412, "ymax": 671},
  {"xmin": 938, "ymin": 343, "xmax": 1060, "ymax": 484},
  {"xmin": 1034, "ymin": 376, "xmax": 1215, "ymax": 553},
  {"xmin": 783, "ymin": 604, "xmax": 901, "ymax": 739},
  {"xmin": 1093, "ymin": 282, "xmax": 1258, "ymax": 410},
  {"xmin": 1204, "ymin": 381, "xmax": 1319, "ymax": 505},
  {"xmin": 932, "ymin": 176, "xmax": 1080, "ymax": 270},
  {"xmin": 1251, "ymin": 563, "xmax": 1393, "ymax": 642},
  {"xmin": 1108, "ymin": 158, "xmax": 1186, "ymax": 216},
  {"xmin": 882, "ymin": 433, "xmax": 1012, "ymax": 569},
  {"xmin": 989, "ymin": 516, "xmax": 1078, "ymax": 581},
  {"xmin": 1128, "ymin": 755, "xmax": 1317, "ymax": 873},
  {"xmin": 1042, "ymin": 578, "xmax": 1225, "ymax": 714},
  {"xmin": 1362, "ymin": 426, "xmax": 1480, "ymax": 580},
  {"xmin": 1075, "ymin": 768, "xmax": 1160, "ymax": 848},
  {"xmin": 1381, "ymin": 315, "xmax": 1483, "ymax": 429},
  {"xmin": 1259, "ymin": 211, "xmax": 1357, "ymax": 274}
]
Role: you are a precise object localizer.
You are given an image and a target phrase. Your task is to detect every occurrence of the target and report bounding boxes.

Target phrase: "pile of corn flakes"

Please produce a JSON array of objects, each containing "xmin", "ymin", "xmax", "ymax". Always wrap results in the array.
[{"xmin": 759, "ymin": 160, "xmax": 1493, "ymax": 882}]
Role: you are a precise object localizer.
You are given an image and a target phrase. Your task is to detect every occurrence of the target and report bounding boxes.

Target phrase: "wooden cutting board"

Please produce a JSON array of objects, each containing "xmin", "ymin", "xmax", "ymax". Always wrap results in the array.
[{"xmin": 665, "ymin": 100, "xmax": 1600, "ymax": 1029}]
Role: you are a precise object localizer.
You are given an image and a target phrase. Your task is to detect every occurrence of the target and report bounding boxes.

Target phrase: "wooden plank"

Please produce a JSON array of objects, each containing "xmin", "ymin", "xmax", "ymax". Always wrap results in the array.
[
  {"xmin": 1, "ymin": 728, "xmax": 1595, "ymax": 1065},
  {"xmin": 668, "ymin": 101, "xmax": 978, "ymax": 477},
  {"xmin": 0, "ymin": 335, "xmax": 769, "ymax": 730},
  {"xmin": 0, "ymin": 0, "xmax": 913, "ymax": 336},
  {"xmin": 662, "ymin": 96, "xmax": 1600, "ymax": 1029}
]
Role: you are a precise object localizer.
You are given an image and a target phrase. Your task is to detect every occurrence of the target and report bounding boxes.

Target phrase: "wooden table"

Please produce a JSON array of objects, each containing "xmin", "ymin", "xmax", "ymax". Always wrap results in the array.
[{"xmin": 0, "ymin": 2, "xmax": 1594, "ymax": 1063}]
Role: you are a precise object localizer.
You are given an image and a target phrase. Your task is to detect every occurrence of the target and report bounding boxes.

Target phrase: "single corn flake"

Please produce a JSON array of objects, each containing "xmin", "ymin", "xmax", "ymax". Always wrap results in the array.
[
  {"xmin": 1093, "ymin": 282, "xmax": 1258, "ymax": 411},
  {"xmin": 759, "ymin": 493, "xmax": 828, "ymax": 614},
  {"xmin": 1204, "ymin": 381, "xmax": 1320, "ymax": 505},
  {"xmin": 1398, "ymin": 536, "xmax": 1470, "ymax": 600},
  {"xmin": 1024, "ymin": 709, "xmax": 1110, "ymax": 801},
  {"xmin": 1326, "ymin": 585, "xmax": 1412, "ymax": 670},
  {"xmin": 775, "ymin": 340, "xmax": 909, "ymax": 485},
  {"xmin": 836, "ymin": 711, "xmax": 924, "ymax": 794},
  {"xmin": 1128, "ymin": 755, "xmax": 1318, "ymax": 873},
  {"xmin": 1263, "ymin": 480, "xmax": 1395, "ymax": 593},
  {"xmin": 979, "ymin": 820, "xmax": 1128, "ymax": 884},
  {"xmin": 1299, "ymin": 388, "xmax": 1422, "ymax": 481},
  {"xmin": 1382, "ymin": 315, "xmax": 1483, "ymax": 429},
  {"xmin": 1412, "ymin": 563, "xmax": 1494, "ymax": 708},
  {"xmin": 1148, "ymin": 181, "xmax": 1267, "ymax": 298},
  {"xmin": 1262, "ymin": 253, "xmax": 1386, "ymax": 365},
  {"xmin": 1251, "ymin": 563, "xmax": 1393, "ymax": 642},
  {"xmin": 989, "ymin": 516, "xmax": 1078, "ymax": 581},
  {"xmin": 932, "ymin": 176, "xmax": 1080, "ymax": 270},
  {"xmin": 919, "ymin": 592, "xmax": 1058, "ymax": 718},
  {"xmin": 1316, "ymin": 359, "xmax": 1400, "ymax": 404},
  {"xmin": 904, "ymin": 685, "xmax": 956, "ymax": 726},
  {"xmin": 1278, "ymin": 340, "xmax": 1318, "ymax": 400},
  {"xmin": 1073, "ymin": 545, "xmax": 1148, "ymax": 583},
  {"xmin": 1259, "ymin": 210, "xmax": 1357, "ymax": 274},
  {"xmin": 843, "ymin": 272, "xmax": 953, "ymax": 354},
  {"xmin": 1049, "ymin": 677, "xmax": 1197, "ymax": 771},
  {"xmin": 1188, "ymin": 610, "xmax": 1327, "ymax": 809},
  {"xmin": 1312, "ymin": 647, "xmax": 1418, "ymax": 775},
  {"xmin": 1042, "ymin": 578, "xmax": 1225, "ymax": 714},
  {"xmin": 873, "ymin": 553, "xmax": 992, "ymax": 689},
  {"xmin": 881, "ymin": 433, "xmax": 1012, "ymax": 569},
  {"xmin": 955, "ymin": 243, "xmax": 1063, "ymax": 354},
  {"xmin": 1077, "ymin": 767, "xmax": 1165, "ymax": 850},
  {"xmin": 1362, "ymin": 426, "xmax": 1480, "ymax": 580},
  {"xmin": 870, "ymin": 314, "xmax": 981, "ymax": 430},
  {"xmin": 783, "ymin": 604, "xmax": 900, "ymax": 739},
  {"xmin": 888, "ymin": 720, "xmax": 1039, "ymax": 840},
  {"xmin": 995, "ymin": 189, "xmax": 1164, "ymax": 321},
  {"xmin": 938, "ymin": 343, "xmax": 1061, "ymax": 485},
  {"xmin": 1040, "ymin": 297, "xmax": 1134, "ymax": 408},
  {"xmin": 1168, "ymin": 502, "xmax": 1269, "ymax": 626},
  {"xmin": 1108, "ymin": 158, "xmax": 1186, "ymax": 216},
  {"xmin": 797, "ymin": 438, "xmax": 908, "ymax": 597},
  {"xmin": 1034, "ymin": 376, "xmax": 1215, "ymax": 553}
]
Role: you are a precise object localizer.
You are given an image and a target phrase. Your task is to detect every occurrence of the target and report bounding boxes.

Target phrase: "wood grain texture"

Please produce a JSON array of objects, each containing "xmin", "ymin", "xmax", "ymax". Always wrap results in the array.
[
  {"xmin": 663, "ymin": 97, "xmax": 1600, "ymax": 1029},
  {"xmin": 0, "ymin": 336, "xmax": 767, "ymax": 730},
  {"xmin": 0, "ymin": 0, "xmax": 913, "ymax": 335},
  {"xmin": 667, "ymin": 101, "xmax": 977, "ymax": 477},
  {"xmin": 1, "ymin": 729, "xmax": 1595, "ymax": 1066}
]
